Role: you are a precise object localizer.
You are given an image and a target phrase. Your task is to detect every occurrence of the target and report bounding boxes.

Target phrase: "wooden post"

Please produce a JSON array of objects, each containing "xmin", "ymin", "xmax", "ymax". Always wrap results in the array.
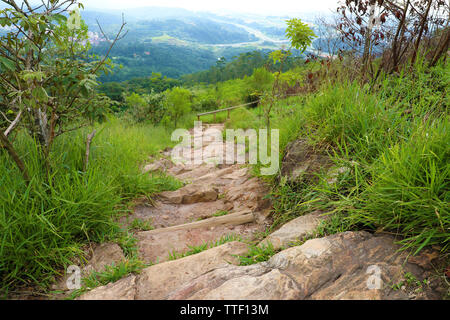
[
  {"xmin": 197, "ymin": 115, "xmax": 200, "ymax": 121},
  {"xmin": 227, "ymin": 109, "xmax": 230, "ymax": 119}
]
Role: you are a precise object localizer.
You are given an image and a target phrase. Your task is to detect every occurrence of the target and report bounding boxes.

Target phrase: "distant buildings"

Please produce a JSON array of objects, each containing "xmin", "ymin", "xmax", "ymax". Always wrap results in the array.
[{"xmin": 87, "ymin": 31, "xmax": 106, "ymax": 46}]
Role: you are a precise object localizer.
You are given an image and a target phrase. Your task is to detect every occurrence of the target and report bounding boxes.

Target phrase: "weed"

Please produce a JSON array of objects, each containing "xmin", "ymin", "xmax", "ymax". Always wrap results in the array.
[
  {"xmin": 129, "ymin": 219, "xmax": 154, "ymax": 232},
  {"xmin": 67, "ymin": 258, "xmax": 149, "ymax": 300},
  {"xmin": 213, "ymin": 210, "xmax": 230, "ymax": 217},
  {"xmin": 237, "ymin": 242, "xmax": 277, "ymax": 266}
]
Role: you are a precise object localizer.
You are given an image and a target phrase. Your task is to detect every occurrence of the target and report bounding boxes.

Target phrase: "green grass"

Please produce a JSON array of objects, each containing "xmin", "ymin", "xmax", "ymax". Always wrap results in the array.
[
  {"xmin": 236, "ymin": 242, "xmax": 277, "ymax": 266},
  {"xmin": 212, "ymin": 210, "xmax": 230, "ymax": 217},
  {"xmin": 0, "ymin": 117, "xmax": 180, "ymax": 294},
  {"xmin": 66, "ymin": 258, "xmax": 149, "ymax": 300},
  {"xmin": 234, "ymin": 59, "xmax": 449, "ymax": 254},
  {"xmin": 128, "ymin": 218, "xmax": 154, "ymax": 232}
]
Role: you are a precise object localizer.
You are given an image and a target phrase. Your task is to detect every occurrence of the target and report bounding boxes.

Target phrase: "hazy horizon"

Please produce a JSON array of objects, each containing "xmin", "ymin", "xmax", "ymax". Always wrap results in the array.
[{"xmin": 81, "ymin": 0, "xmax": 339, "ymax": 16}]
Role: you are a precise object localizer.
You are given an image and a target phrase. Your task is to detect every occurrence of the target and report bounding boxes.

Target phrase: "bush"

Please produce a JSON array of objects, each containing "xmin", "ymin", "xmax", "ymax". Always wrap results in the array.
[
  {"xmin": 192, "ymin": 93, "xmax": 219, "ymax": 112},
  {"xmin": 124, "ymin": 92, "xmax": 166, "ymax": 124},
  {"xmin": 164, "ymin": 87, "xmax": 192, "ymax": 127}
]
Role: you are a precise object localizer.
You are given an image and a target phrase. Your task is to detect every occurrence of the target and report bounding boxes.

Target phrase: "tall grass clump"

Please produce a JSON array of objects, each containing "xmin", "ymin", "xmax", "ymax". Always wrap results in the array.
[
  {"xmin": 304, "ymin": 82, "xmax": 413, "ymax": 163},
  {"xmin": 349, "ymin": 119, "xmax": 449, "ymax": 252},
  {"xmin": 0, "ymin": 118, "xmax": 180, "ymax": 293},
  {"xmin": 294, "ymin": 60, "xmax": 449, "ymax": 253}
]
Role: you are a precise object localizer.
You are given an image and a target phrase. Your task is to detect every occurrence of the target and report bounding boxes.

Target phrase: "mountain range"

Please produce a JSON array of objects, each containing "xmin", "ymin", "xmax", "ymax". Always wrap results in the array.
[{"xmin": 1, "ymin": 4, "xmax": 337, "ymax": 81}]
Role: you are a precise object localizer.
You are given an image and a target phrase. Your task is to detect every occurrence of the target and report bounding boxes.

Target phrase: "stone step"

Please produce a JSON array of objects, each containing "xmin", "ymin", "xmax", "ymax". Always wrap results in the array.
[
  {"xmin": 136, "ymin": 222, "xmax": 260, "ymax": 264},
  {"xmin": 78, "ymin": 232, "xmax": 442, "ymax": 300},
  {"xmin": 259, "ymin": 211, "xmax": 328, "ymax": 250},
  {"xmin": 130, "ymin": 199, "xmax": 234, "ymax": 229},
  {"xmin": 78, "ymin": 241, "xmax": 249, "ymax": 300},
  {"xmin": 138, "ymin": 210, "xmax": 255, "ymax": 236}
]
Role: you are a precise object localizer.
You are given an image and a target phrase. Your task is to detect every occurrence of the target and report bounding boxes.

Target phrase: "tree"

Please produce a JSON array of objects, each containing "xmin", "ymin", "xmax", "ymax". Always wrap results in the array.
[
  {"xmin": 164, "ymin": 87, "xmax": 191, "ymax": 127},
  {"xmin": 124, "ymin": 92, "xmax": 165, "ymax": 124},
  {"xmin": 285, "ymin": 18, "xmax": 317, "ymax": 52},
  {"xmin": 125, "ymin": 93, "xmax": 148, "ymax": 123},
  {"xmin": 263, "ymin": 18, "xmax": 316, "ymax": 129},
  {"xmin": 335, "ymin": 0, "xmax": 449, "ymax": 77},
  {"xmin": 0, "ymin": 0, "xmax": 126, "ymax": 180},
  {"xmin": 248, "ymin": 67, "xmax": 274, "ymax": 97}
]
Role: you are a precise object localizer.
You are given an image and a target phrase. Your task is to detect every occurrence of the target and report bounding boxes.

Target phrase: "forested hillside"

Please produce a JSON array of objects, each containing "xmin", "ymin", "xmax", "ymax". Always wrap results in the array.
[{"xmin": 78, "ymin": 7, "xmax": 341, "ymax": 81}]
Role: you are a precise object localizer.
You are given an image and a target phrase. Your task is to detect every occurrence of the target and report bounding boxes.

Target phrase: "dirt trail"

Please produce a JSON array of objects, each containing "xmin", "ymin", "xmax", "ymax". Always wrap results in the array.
[{"xmin": 126, "ymin": 123, "xmax": 271, "ymax": 264}]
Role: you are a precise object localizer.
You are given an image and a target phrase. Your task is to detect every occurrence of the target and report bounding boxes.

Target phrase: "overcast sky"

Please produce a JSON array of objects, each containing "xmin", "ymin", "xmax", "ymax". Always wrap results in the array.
[{"xmin": 81, "ymin": 0, "xmax": 339, "ymax": 15}]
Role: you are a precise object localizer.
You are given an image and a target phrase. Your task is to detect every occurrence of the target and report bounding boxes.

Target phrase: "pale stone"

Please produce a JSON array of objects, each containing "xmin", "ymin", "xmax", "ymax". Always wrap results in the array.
[
  {"xmin": 259, "ymin": 211, "xmax": 326, "ymax": 249},
  {"xmin": 202, "ymin": 269, "xmax": 301, "ymax": 300},
  {"xmin": 299, "ymin": 238, "xmax": 331, "ymax": 258},
  {"xmin": 78, "ymin": 276, "xmax": 136, "ymax": 300},
  {"xmin": 135, "ymin": 242, "xmax": 249, "ymax": 300}
]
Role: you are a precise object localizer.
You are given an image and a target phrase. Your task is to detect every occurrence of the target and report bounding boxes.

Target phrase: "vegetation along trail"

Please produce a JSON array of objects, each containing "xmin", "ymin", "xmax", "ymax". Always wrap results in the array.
[
  {"xmin": 75, "ymin": 122, "xmax": 446, "ymax": 300},
  {"xmin": 1, "ymin": 0, "xmax": 448, "ymax": 302}
]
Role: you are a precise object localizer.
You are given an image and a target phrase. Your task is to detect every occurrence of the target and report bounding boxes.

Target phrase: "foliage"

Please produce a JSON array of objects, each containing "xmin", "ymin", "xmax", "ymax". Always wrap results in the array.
[
  {"xmin": 0, "ymin": 118, "xmax": 181, "ymax": 292},
  {"xmin": 285, "ymin": 18, "xmax": 317, "ymax": 53},
  {"xmin": 222, "ymin": 54, "xmax": 448, "ymax": 255},
  {"xmin": 335, "ymin": 0, "xmax": 449, "ymax": 75},
  {"xmin": 237, "ymin": 242, "xmax": 277, "ymax": 266},
  {"xmin": 213, "ymin": 210, "xmax": 230, "ymax": 217},
  {"xmin": 164, "ymin": 87, "xmax": 192, "ymax": 127},
  {"xmin": 0, "ymin": 1, "xmax": 127, "ymax": 184},
  {"xmin": 182, "ymin": 50, "xmax": 305, "ymax": 85},
  {"xmin": 270, "ymin": 59, "xmax": 449, "ymax": 253},
  {"xmin": 247, "ymin": 67, "xmax": 274, "ymax": 96}
]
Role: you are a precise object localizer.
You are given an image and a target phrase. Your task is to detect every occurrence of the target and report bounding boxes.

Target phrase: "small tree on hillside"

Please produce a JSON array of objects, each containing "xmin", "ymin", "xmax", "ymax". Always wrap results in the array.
[
  {"xmin": 263, "ymin": 18, "xmax": 316, "ymax": 129},
  {"xmin": 246, "ymin": 67, "xmax": 274, "ymax": 109},
  {"xmin": 0, "ymin": 0, "xmax": 126, "ymax": 180},
  {"xmin": 165, "ymin": 87, "xmax": 191, "ymax": 127}
]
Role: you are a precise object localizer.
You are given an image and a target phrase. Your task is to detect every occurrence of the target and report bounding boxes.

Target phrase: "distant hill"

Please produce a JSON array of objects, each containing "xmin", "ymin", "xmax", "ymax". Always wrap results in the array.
[
  {"xmin": 80, "ymin": 7, "xmax": 337, "ymax": 82},
  {"xmin": 0, "ymin": 4, "xmax": 342, "ymax": 82}
]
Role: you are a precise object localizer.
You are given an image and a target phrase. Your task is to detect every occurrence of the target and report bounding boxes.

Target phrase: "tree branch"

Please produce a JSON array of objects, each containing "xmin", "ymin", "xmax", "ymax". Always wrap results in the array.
[
  {"xmin": 0, "ymin": 130, "xmax": 30, "ymax": 185},
  {"xmin": 4, "ymin": 109, "xmax": 22, "ymax": 137},
  {"xmin": 84, "ymin": 129, "xmax": 96, "ymax": 172}
]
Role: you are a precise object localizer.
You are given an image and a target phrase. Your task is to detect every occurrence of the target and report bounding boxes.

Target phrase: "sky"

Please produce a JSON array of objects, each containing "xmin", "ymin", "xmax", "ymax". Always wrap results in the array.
[{"xmin": 81, "ymin": 0, "xmax": 339, "ymax": 15}]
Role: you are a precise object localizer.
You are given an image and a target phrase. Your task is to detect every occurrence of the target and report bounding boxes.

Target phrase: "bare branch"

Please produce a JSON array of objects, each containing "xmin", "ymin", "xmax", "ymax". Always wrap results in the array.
[
  {"xmin": 0, "ymin": 130, "xmax": 30, "ymax": 185},
  {"xmin": 4, "ymin": 110, "xmax": 22, "ymax": 137},
  {"xmin": 84, "ymin": 129, "xmax": 96, "ymax": 172}
]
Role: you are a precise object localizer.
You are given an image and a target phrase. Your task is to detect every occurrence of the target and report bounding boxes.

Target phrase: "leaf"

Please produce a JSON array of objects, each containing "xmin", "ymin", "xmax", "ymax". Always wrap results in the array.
[
  {"xmin": 52, "ymin": 14, "xmax": 67, "ymax": 24},
  {"xmin": 0, "ymin": 56, "xmax": 16, "ymax": 71},
  {"xmin": 32, "ymin": 87, "xmax": 49, "ymax": 103}
]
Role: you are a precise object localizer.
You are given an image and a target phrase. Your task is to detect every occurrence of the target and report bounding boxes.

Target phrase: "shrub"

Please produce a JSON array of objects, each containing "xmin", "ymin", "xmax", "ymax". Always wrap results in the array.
[{"xmin": 164, "ymin": 87, "xmax": 192, "ymax": 127}]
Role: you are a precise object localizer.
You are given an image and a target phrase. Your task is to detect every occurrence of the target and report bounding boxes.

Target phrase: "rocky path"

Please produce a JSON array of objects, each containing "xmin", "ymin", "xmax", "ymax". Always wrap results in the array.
[
  {"xmin": 128, "ymin": 123, "xmax": 272, "ymax": 264},
  {"xmin": 77, "ymin": 124, "xmax": 445, "ymax": 300}
]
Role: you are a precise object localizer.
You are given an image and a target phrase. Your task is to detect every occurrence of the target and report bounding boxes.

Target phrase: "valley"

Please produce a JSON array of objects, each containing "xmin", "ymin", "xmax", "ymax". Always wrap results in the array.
[{"xmin": 81, "ymin": 7, "xmax": 329, "ymax": 81}]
